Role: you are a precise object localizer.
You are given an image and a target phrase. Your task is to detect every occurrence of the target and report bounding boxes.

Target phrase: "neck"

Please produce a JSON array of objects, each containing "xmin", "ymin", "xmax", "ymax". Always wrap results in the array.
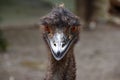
[{"xmin": 44, "ymin": 48, "xmax": 76, "ymax": 80}]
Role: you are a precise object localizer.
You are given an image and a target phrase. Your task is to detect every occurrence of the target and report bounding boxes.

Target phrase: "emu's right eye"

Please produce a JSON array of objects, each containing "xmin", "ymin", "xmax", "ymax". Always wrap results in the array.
[{"xmin": 44, "ymin": 26, "xmax": 51, "ymax": 34}]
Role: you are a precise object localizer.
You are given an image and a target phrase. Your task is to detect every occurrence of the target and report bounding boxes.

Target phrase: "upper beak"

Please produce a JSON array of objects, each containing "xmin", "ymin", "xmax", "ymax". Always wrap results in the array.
[{"xmin": 48, "ymin": 33, "xmax": 70, "ymax": 61}]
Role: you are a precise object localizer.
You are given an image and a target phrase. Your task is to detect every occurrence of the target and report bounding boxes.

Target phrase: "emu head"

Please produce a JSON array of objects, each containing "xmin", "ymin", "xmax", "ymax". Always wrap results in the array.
[{"xmin": 40, "ymin": 5, "xmax": 80, "ymax": 61}]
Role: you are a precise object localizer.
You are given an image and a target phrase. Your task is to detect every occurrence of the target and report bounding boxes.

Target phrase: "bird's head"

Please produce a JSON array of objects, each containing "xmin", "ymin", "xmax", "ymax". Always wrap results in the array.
[{"xmin": 40, "ymin": 5, "xmax": 80, "ymax": 61}]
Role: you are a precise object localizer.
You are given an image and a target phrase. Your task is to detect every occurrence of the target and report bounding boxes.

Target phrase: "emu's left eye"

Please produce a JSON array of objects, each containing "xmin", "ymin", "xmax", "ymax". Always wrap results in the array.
[{"xmin": 71, "ymin": 26, "xmax": 78, "ymax": 32}]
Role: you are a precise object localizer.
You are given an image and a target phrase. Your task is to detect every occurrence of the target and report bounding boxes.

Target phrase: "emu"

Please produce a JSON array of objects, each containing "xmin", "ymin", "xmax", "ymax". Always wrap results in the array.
[{"xmin": 40, "ymin": 5, "xmax": 80, "ymax": 80}]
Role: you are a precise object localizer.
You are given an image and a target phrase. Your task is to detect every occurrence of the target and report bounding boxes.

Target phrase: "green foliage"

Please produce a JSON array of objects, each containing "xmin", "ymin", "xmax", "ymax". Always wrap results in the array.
[
  {"xmin": 0, "ymin": 30, "xmax": 7, "ymax": 52},
  {"xmin": 0, "ymin": 0, "xmax": 13, "ymax": 7},
  {"xmin": 0, "ymin": 17, "xmax": 7, "ymax": 52}
]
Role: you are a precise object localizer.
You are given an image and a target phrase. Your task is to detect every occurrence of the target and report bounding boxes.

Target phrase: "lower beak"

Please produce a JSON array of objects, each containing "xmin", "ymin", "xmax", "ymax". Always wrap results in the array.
[{"xmin": 49, "ymin": 33, "xmax": 69, "ymax": 61}]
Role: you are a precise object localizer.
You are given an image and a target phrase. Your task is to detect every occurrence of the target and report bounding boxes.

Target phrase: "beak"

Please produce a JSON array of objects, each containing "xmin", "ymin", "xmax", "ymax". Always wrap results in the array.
[{"xmin": 46, "ymin": 32, "xmax": 71, "ymax": 61}]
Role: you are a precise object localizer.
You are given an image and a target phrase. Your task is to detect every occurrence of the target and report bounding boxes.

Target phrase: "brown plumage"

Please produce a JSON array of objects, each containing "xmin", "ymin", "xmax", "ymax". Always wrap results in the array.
[
  {"xmin": 44, "ymin": 47, "xmax": 76, "ymax": 80},
  {"xmin": 40, "ymin": 4, "xmax": 80, "ymax": 80}
]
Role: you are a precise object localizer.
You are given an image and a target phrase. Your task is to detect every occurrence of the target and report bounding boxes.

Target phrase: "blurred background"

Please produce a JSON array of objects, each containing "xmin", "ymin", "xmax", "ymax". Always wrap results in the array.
[{"xmin": 0, "ymin": 0, "xmax": 120, "ymax": 80}]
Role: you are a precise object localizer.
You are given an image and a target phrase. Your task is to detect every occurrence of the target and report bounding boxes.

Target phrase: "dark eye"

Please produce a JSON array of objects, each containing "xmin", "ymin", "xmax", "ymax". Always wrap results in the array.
[
  {"xmin": 44, "ymin": 26, "xmax": 51, "ymax": 33},
  {"xmin": 71, "ymin": 26, "xmax": 78, "ymax": 32}
]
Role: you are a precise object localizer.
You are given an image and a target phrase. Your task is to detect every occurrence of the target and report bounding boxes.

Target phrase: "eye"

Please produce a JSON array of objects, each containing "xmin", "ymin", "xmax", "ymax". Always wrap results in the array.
[
  {"xmin": 44, "ymin": 26, "xmax": 51, "ymax": 33},
  {"xmin": 71, "ymin": 26, "xmax": 78, "ymax": 32}
]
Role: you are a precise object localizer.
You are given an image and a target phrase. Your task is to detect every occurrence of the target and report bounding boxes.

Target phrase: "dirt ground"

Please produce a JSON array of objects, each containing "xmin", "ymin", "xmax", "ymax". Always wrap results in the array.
[{"xmin": 0, "ymin": 23, "xmax": 120, "ymax": 80}]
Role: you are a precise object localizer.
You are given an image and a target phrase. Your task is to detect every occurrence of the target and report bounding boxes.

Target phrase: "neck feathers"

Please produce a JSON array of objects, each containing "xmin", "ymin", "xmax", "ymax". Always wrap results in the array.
[{"xmin": 45, "ymin": 49, "xmax": 76, "ymax": 80}]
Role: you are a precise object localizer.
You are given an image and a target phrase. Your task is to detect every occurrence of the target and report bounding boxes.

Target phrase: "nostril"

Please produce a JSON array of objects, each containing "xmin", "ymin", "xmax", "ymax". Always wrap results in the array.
[
  {"xmin": 54, "ymin": 43, "xmax": 56, "ymax": 46},
  {"xmin": 62, "ymin": 43, "xmax": 65, "ymax": 47},
  {"xmin": 53, "ymin": 41, "xmax": 56, "ymax": 46}
]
